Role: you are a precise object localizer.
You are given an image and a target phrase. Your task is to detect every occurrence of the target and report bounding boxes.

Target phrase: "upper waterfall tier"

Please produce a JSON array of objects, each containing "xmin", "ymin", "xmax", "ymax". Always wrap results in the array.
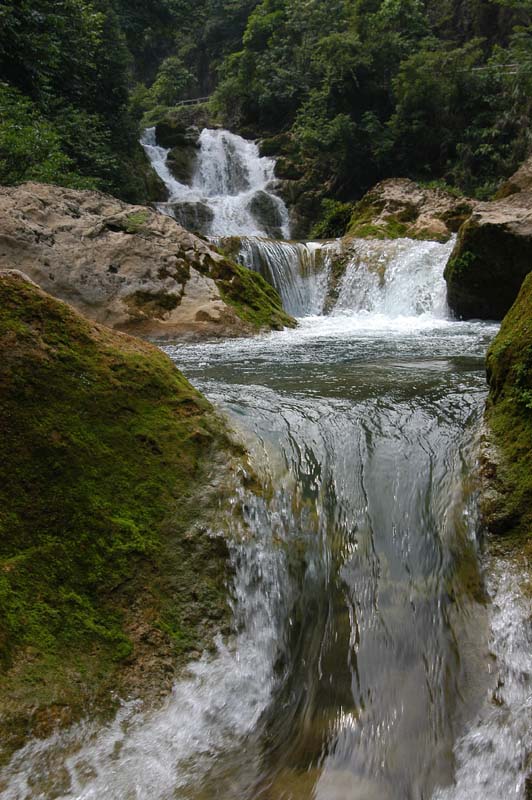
[{"xmin": 141, "ymin": 127, "xmax": 290, "ymax": 239}]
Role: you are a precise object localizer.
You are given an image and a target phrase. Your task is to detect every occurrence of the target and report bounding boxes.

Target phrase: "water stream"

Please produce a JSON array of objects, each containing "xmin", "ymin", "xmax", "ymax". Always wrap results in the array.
[
  {"xmin": 2, "ymin": 131, "xmax": 530, "ymax": 800},
  {"xmin": 140, "ymin": 128, "xmax": 290, "ymax": 238}
]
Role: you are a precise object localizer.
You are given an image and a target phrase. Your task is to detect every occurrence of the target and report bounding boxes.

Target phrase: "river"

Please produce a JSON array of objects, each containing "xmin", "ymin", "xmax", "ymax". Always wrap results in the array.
[{"xmin": 2, "ymin": 129, "xmax": 530, "ymax": 800}]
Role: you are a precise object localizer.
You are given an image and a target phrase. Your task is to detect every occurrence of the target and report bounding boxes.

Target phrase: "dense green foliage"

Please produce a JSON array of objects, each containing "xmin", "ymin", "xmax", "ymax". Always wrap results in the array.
[
  {"xmin": 0, "ymin": 0, "xmax": 149, "ymax": 199},
  {"xmin": 486, "ymin": 272, "xmax": 532, "ymax": 544},
  {"xmin": 211, "ymin": 0, "xmax": 532, "ymax": 206},
  {"xmin": 0, "ymin": 0, "xmax": 531, "ymax": 215},
  {"xmin": 0, "ymin": 274, "xmax": 231, "ymax": 729}
]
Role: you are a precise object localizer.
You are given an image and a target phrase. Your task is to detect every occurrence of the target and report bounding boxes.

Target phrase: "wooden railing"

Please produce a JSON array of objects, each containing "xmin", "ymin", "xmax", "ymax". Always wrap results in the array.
[{"xmin": 175, "ymin": 96, "xmax": 211, "ymax": 107}]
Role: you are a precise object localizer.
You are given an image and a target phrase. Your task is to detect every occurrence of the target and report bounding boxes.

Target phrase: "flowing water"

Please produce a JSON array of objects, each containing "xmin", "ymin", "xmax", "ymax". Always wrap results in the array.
[
  {"xmin": 2, "ymin": 133, "xmax": 531, "ymax": 800},
  {"xmin": 140, "ymin": 128, "xmax": 290, "ymax": 238}
]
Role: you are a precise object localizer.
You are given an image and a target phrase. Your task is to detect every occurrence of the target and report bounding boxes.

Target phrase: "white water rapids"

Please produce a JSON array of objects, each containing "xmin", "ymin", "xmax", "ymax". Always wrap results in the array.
[
  {"xmin": 1, "ymin": 130, "xmax": 530, "ymax": 800},
  {"xmin": 140, "ymin": 127, "xmax": 290, "ymax": 238}
]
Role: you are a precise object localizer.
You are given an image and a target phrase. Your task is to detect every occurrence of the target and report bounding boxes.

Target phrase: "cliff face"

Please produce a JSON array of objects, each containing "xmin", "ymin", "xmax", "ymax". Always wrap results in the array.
[
  {"xmin": 0, "ymin": 183, "xmax": 294, "ymax": 340},
  {"xmin": 482, "ymin": 273, "xmax": 532, "ymax": 547},
  {"xmin": 0, "ymin": 271, "xmax": 237, "ymax": 757},
  {"xmin": 445, "ymin": 159, "xmax": 532, "ymax": 320}
]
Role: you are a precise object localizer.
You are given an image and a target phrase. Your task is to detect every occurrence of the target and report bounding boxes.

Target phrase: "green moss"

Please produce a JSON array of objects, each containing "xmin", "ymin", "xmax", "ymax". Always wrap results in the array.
[
  {"xmin": 347, "ymin": 197, "xmax": 411, "ymax": 240},
  {"xmin": 0, "ymin": 274, "xmax": 233, "ymax": 747},
  {"xmin": 104, "ymin": 210, "xmax": 151, "ymax": 235},
  {"xmin": 446, "ymin": 249, "xmax": 478, "ymax": 279},
  {"xmin": 209, "ymin": 255, "xmax": 296, "ymax": 330},
  {"xmin": 128, "ymin": 289, "xmax": 181, "ymax": 313},
  {"xmin": 310, "ymin": 199, "xmax": 354, "ymax": 239},
  {"xmin": 124, "ymin": 209, "xmax": 150, "ymax": 232},
  {"xmin": 485, "ymin": 273, "xmax": 532, "ymax": 541}
]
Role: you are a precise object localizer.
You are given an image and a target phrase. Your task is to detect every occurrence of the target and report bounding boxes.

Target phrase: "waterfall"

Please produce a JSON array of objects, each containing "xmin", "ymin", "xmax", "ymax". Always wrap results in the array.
[
  {"xmin": 141, "ymin": 126, "xmax": 452, "ymax": 325},
  {"xmin": 222, "ymin": 237, "xmax": 339, "ymax": 317},
  {"xmin": 141, "ymin": 127, "xmax": 290, "ymax": 239},
  {"xmin": 332, "ymin": 237, "xmax": 453, "ymax": 318},
  {"xmin": 222, "ymin": 235, "xmax": 454, "ymax": 320}
]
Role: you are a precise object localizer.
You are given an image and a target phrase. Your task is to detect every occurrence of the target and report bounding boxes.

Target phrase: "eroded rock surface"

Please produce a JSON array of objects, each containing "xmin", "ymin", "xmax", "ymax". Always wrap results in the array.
[
  {"xmin": 0, "ymin": 183, "xmax": 293, "ymax": 339},
  {"xmin": 347, "ymin": 178, "xmax": 476, "ymax": 242},
  {"xmin": 445, "ymin": 159, "xmax": 532, "ymax": 320}
]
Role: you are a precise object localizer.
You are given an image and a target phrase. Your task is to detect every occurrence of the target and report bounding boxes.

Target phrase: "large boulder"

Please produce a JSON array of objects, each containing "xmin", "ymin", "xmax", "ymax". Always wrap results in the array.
[
  {"xmin": 347, "ymin": 179, "xmax": 476, "ymax": 242},
  {"xmin": 164, "ymin": 199, "xmax": 214, "ymax": 235},
  {"xmin": 155, "ymin": 121, "xmax": 201, "ymax": 150},
  {"xmin": 0, "ymin": 183, "xmax": 294, "ymax": 339},
  {"xmin": 166, "ymin": 143, "xmax": 198, "ymax": 184},
  {"xmin": 445, "ymin": 158, "xmax": 532, "ymax": 320},
  {"xmin": 248, "ymin": 190, "xmax": 285, "ymax": 239},
  {"xmin": 481, "ymin": 272, "xmax": 532, "ymax": 542},
  {"xmin": 0, "ymin": 271, "xmax": 233, "ymax": 755}
]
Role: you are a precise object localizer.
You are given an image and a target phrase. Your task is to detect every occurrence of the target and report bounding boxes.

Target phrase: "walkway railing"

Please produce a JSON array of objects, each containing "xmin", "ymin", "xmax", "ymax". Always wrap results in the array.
[{"xmin": 175, "ymin": 96, "xmax": 211, "ymax": 107}]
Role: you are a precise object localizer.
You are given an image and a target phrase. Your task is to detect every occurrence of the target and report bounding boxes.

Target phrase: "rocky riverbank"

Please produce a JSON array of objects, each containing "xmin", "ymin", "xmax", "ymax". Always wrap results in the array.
[
  {"xmin": 0, "ymin": 271, "xmax": 243, "ymax": 762},
  {"xmin": 481, "ymin": 272, "xmax": 532, "ymax": 555},
  {"xmin": 0, "ymin": 183, "xmax": 294, "ymax": 341}
]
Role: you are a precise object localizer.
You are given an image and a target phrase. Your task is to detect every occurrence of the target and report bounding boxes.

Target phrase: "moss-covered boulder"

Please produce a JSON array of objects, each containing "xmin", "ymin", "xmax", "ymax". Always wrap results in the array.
[
  {"xmin": 166, "ymin": 143, "xmax": 198, "ymax": 185},
  {"xmin": 155, "ymin": 121, "xmax": 201, "ymax": 150},
  {"xmin": 482, "ymin": 272, "xmax": 532, "ymax": 541},
  {"xmin": 248, "ymin": 190, "xmax": 285, "ymax": 239},
  {"xmin": 0, "ymin": 271, "xmax": 236, "ymax": 754},
  {"xmin": 347, "ymin": 179, "xmax": 474, "ymax": 242},
  {"xmin": 445, "ymin": 158, "xmax": 532, "ymax": 320},
  {"xmin": 445, "ymin": 217, "xmax": 532, "ymax": 320},
  {"xmin": 0, "ymin": 183, "xmax": 295, "ymax": 340}
]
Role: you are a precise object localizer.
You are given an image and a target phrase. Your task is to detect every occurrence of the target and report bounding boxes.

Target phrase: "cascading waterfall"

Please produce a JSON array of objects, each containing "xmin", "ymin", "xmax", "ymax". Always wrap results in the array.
[
  {"xmin": 220, "ymin": 237, "xmax": 340, "ymax": 317},
  {"xmin": 333, "ymin": 237, "xmax": 452, "ymax": 318},
  {"xmin": 140, "ymin": 127, "xmax": 290, "ymax": 238},
  {"xmin": 224, "ymin": 235, "xmax": 454, "ymax": 320},
  {"xmin": 3, "ymin": 130, "xmax": 529, "ymax": 800}
]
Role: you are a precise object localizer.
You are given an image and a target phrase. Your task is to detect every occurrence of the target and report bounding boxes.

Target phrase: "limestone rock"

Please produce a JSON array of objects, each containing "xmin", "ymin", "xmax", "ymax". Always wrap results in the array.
[
  {"xmin": 347, "ymin": 178, "xmax": 476, "ymax": 242},
  {"xmin": 0, "ymin": 183, "xmax": 294, "ymax": 339},
  {"xmin": 445, "ymin": 159, "xmax": 532, "ymax": 319}
]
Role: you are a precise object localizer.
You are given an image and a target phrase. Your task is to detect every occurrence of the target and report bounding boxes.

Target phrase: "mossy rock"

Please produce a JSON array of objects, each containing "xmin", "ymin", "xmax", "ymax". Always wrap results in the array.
[
  {"xmin": 166, "ymin": 144, "xmax": 198, "ymax": 185},
  {"xmin": 0, "ymin": 272, "xmax": 234, "ymax": 754},
  {"xmin": 483, "ymin": 272, "xmax": 532, "ymax": 542},
  {"xmin": 155, "ymin": 121, "xmax": 201, "ymax": 150},
  {"xmin": 248, "ymin": 190, "xmax": 284, "ymax": 238},
  {"xmin": 168, "ymin": 200, "xmax": 214, "ymax": 235},
  {"xmin": 445, "ymin": 217, "xmax": 532, "ymax": 320},
  {"xmin": 347, "ymin": 197, "xmax": 411, "ymax": 240},
  {"xmin": 209, "ymin": 254, "xmax": 297, "ymax": 331}
]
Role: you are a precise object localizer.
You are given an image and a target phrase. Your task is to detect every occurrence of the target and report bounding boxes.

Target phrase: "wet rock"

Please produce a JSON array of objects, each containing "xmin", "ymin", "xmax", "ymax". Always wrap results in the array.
[
  {"xmin": 481, "ymin": 273, "xmax": 532, "ymax": 540},
  {"xmin": 0, "ymin": 271, "xmax": 235, "ymax": 756},
  {"xmin": 167, "ymin": 200, "xmax": 214, "ymax": 235},
  {"xmin": 445, "ymin": 160, "xmax": 532, "ymax": 319},
  {"xmin": 248, "ymin": 190, "xmax": 284, "ymax": 238},
  {"xmin": 166, "ymin": 145, "xmax": 198, "ymax": 185},
  {"xmin": 155, "ymin": 121, "xmax": 201, "ymax": 149}
]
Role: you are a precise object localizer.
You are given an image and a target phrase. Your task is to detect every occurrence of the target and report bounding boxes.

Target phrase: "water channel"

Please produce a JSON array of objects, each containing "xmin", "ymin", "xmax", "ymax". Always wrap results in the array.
[{"xmin": 2, "ymin": 129, "xmax": 530, "ymax": 800}]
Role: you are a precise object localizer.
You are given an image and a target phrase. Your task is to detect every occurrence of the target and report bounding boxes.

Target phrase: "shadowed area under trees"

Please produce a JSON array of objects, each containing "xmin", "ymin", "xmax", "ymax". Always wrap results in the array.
[{"xmin": 0, "ymin": 0, "xmax": 531, "ymax": 222}]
